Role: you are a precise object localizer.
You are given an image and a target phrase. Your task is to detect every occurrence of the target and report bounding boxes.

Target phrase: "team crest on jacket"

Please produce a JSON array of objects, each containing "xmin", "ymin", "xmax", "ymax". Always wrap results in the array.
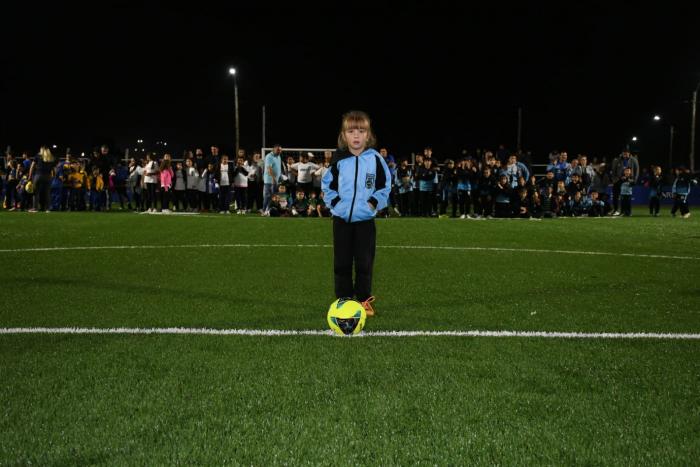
[{"xmin": 365, "ymin": 173, "xmax": 375, "ymax": 189}]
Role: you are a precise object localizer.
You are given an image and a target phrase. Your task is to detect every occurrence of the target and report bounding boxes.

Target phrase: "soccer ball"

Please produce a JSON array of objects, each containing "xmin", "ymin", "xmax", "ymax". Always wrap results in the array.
[{"xmin": 327, "ymin": 298, "xmax": 366, "ymax": 336}]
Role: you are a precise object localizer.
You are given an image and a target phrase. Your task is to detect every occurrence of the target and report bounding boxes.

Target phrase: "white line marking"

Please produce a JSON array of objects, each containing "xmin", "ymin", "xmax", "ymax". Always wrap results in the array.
[
  {"xmin": 0, "ymin": 327, "xmax": 698, "ymax": 340},
  {"xmin": 0, "ymin": 243, "xmax": 696, "ymax": 260}
]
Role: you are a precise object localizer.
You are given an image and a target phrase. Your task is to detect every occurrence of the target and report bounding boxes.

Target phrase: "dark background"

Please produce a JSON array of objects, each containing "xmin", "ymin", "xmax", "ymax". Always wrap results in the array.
[{"xmin": 3, "ymin": 2, "xmax": 700, "ymax": 167}]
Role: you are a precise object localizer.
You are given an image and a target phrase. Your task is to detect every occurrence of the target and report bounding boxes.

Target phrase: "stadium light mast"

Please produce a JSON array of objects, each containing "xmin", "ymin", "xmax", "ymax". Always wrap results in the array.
[
  {"xmin": 229, "ymin": 67, "xmax": 240, "ymax": 155},
  {"xmin": 690, "ymin": 80, "xmax": 700, "ymax": 173},
  {"xmin": 652, "ymin": 115, "xmax": 674, "ymax": 170}
]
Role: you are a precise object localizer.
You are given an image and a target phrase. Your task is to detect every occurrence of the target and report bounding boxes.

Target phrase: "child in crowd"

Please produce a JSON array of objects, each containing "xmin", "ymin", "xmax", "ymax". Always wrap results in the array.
[
  {"xmin": 88, "ymin": 166, "xmax": 105, "ymax": 211},
  {"xmin": 199, "ymin": 163, "xmax": 212, "ymax": 212},
  {"xmin": 128, "ymin": 158, "xmax": 143, "ymax": 211},
  {"xmin": 542, "ymin": 185, "xmax": 558, "ymax": 218},
  {"xmin": 233, "ymin": 156, "xmax": 250, "ymax": 214},
  {"xmin": 477, "ymin": 166, "xmax": 495, "ymax": 218},
  {"xmin": 185, "ymin": 158, "xmax": 199, "ymax": 211},
  {"xmin": 159, "ymin": 157, "xmax": 173, "ymax": 213},
  {"xmin": 173, "ymin": 161, "xmax": 187, "ymax": 211},
  {"xmin": 671, "ymin": 166, "xmax": 698, "ymax": 218},
  {"xmin": 275, "ymin": 184, "xmax": 291, "ymax": 216},
  {"xmin": 646, "ymin": 165, "xmax": 663, "ymax": 217},
  {"xmin": 396, "ymin": 159, "xmax": 413, "ymax": 217},
  {"xmin": 292, "ymin": 190, "xmax": 309, "ymax": 217},
  {"xmin": 268, "ymin": 193, "xmax": 282, "ymax": 217},
  {"xmin": 494, "ymin": 174, "xmax": 512, "ymax": 218},
  {"xmin": 616, "ymin": 167, "xmax": 634, "ymax": 216},
  {"xmin": 4, "ymin": 160, "xmax": 18, "ymax": 210}
]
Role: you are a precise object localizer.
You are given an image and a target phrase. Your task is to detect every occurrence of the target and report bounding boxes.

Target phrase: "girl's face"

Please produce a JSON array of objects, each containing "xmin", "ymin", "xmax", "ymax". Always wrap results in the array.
[
  {"xmin": 344, "ymin": 127, "xmax": 369, "ymax": 153},
  {"xmin": 186, "ymin": 159, "xmax": 192, "ymax": 167}
]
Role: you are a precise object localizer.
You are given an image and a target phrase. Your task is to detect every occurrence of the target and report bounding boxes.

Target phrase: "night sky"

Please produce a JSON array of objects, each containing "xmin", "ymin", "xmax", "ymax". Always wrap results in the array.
[{"xmin": 3, "ymin": 3, "xmax": 700, "ymax": 167}]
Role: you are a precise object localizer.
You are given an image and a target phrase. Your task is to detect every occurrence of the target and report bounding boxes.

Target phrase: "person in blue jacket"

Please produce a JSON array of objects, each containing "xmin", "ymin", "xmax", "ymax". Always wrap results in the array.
[{"xmin": 322, "ymin": 111, "xmax": 391, "ymax": 317}]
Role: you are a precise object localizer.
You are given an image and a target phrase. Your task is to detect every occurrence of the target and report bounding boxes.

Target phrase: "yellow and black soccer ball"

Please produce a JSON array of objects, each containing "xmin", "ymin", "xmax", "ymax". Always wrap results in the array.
[{"xmin": 327, "ymin": 298, "xmax": 366, "ymax": 336}]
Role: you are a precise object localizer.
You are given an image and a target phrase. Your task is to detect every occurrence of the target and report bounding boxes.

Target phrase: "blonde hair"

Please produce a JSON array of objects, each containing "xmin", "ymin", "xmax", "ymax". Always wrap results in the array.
[
  {"xmin": 337, "ymin": 110, "xmax": 376, "ymax": 150},
  {"xmin": 40, "ymin": 146, "xmax": 54, "ymax": 163}
]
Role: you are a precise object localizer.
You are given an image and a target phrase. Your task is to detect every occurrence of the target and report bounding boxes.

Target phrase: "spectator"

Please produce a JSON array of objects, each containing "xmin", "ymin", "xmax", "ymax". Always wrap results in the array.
[
  {"xmin": 262, "ymin": 144, "xmax": 283, "ymax": 215},
  {"xmin": 28, "ymin": 146, "xmax": 56, "ymax": 213}
]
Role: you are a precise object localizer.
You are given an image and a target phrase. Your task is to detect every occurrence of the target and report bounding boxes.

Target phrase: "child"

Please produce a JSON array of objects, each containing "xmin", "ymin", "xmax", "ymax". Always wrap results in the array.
[
  {"xmin": 68, "ymin": 161, "xmax": 87, "ymax": 211},
  {"xmin": 316, "ymin": 191, "xmax": 330, "ymax": 217},
  {"xmin": 159, "ymin": 157, "xmax": 173, "ymax": 213},
  {"xmin": 275, "ymin": 183, "xmax": 291, "ymax": 216},
  {"xmin": 616, "ymin": 167, "xmax": 634, "ymax": 216},
  {"xmin": 217, "ymin": 155, "xmax": 233, "ymax": 214},
  {"xmin": 321, "ymin": 110, "xmax": 391, "ymax": 317},
  {"xmin": 307, "ymin": 191, "xmax": 320, "ymax": 217},
  {"xmin": 646, "ymin": 165, "xmax": 663, "ymax": 216},
  {"xmin": 542, "ymin": 185, "xmax": 558, "ymax": 218},
  {"xmin": 173, "ymin": 161, "xmax": 187, "ymax": 211},
  {"xmin": 268, "ymin": 193, "xmax": 282, "ymax": 217},
  {"xmin": 185, "ymin": 158, "xmax": 199, "ymax": 211},
  {"xmin": 439, "ymin": 159, "xmax": 459, "ymax": 217},
  {"xmin": 671, "ymin": 166, "xmax": 698, "ymax": 218},
  {"xmin": 292, "ymin": 190, "xmax": 309, "ymax": 217},
  {"xmin": 568, "ymin": 191, "xmax": 585, "ymax": 217},
  {"xmin": 201, "ymin": 163, "xmax": 214, "ymax": 212},
  {"xmin": 143, "ymin": 153, "xmax": 160, "ymax": 213},
  {"xmin": 530, "ymin": 191, "xmax": 542, "ymax": 218},
  {"xmin": 88, "ymin": 167, "xmax": 105, "ymax": 211},
  {"xmin": 584, "ymin": 191, "xmax": 605, "ymax": 217},
  {"xmin": 477, "ymin": 166, "xmax": 495, "ymax": 218},
  {"xmin": 416, "ymin": 158, "xmax": 436, "ymax": 217},
  {"xmin": 494, "ymin": 174, "xmax": 512, "ymax": 218},
  {"xmin": 513, "ymin": 188, "xmax": 530, "ymax": 218},
  {"xmin": 128, "ymin": 158, "xmax": 143, "ymax": 211},
  {"xmin": 113, "ymin": 162, "xmax": 129, "ymax": 210},
  {"xmin": 233, "ymin": 156, "xmax": 250, "ymax": 214},
  {"xmin": 396, "ymin": 159, "xmax": 413, "ymax": 217},
  {"xmin": 4, "ymin": 160, "xmax": 18, "ymax": 210}
]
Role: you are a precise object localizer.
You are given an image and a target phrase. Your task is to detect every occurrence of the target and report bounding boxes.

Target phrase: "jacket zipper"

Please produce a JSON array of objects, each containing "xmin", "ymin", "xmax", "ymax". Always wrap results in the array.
[{"xmin": 347, "ymin": 156, "xmax": 359, "ymax": 222}]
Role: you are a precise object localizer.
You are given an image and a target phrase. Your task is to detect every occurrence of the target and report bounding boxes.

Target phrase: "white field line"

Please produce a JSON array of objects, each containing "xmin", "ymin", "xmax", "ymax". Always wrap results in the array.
[
  {"xmin": 0, "ymin": 327, "xmax": 699, "ymax": 340},
  {"xmin": 0, "ymin": 243, "xmax": 697, "ymax": 261}
]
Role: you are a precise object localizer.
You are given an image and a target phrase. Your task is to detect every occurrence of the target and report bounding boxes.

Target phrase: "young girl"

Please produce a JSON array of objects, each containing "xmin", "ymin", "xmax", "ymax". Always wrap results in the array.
[
  {"xmin": 128, "ymin": 158, "xmax": 143, "ymax": 211},
  {"xmin": 321, "ymin": 111, "xmax": 391, "ymax": 317},
  {"xmin": 159, "ymin": 156, "xmax": 173, "ymax": 213},
  {"xmin": 143, "ymin": 153, "xmax": 160, "ymax": 213},
  {"xmin": 173, "ymin": 161, "xmax": 187, "ymax": 211}
]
